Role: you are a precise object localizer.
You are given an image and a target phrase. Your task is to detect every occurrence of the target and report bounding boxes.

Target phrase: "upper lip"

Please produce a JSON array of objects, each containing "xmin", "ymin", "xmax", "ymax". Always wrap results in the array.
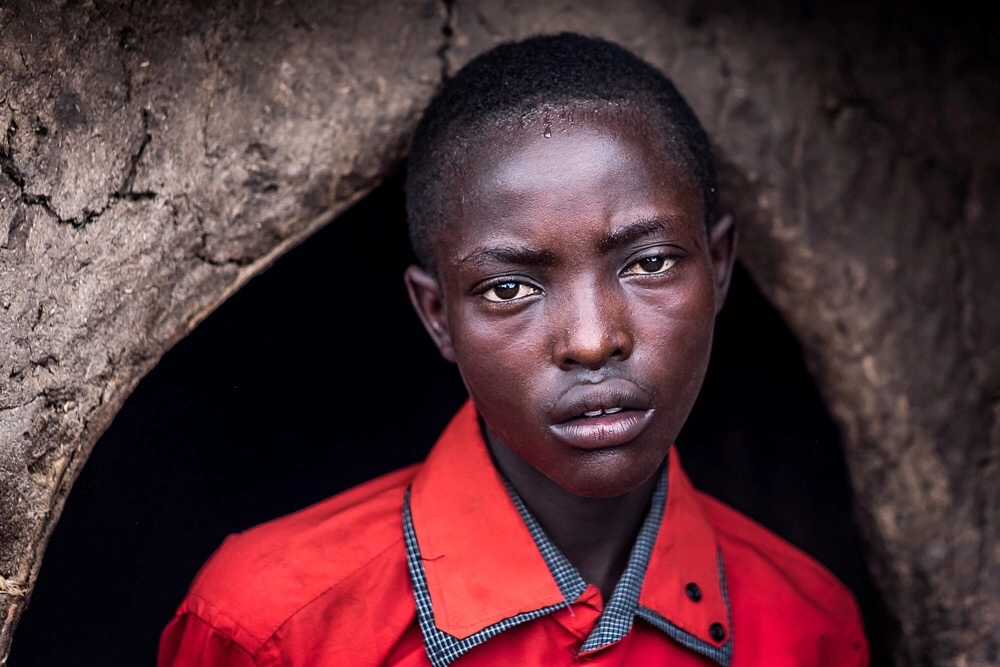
[{"xmin": 549, "ymin": 377, "xmax": 654, "ymax": 424}]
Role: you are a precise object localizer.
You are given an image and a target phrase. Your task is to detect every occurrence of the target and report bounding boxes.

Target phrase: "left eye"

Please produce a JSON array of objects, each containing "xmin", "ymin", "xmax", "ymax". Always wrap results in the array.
[
  {"xmin": 482, "ymin": 282, "xmax": 539, "ymax": 302},
  {"xmin": 624, "ymin": 255, "xmax": 675, "ymax": 275}
]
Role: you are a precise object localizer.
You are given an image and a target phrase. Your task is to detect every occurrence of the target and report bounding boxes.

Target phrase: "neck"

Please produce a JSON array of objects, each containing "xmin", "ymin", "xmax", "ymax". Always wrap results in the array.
[{"xmin": 486, "ymin": 429, "xmax": 660, "ymax": 601}]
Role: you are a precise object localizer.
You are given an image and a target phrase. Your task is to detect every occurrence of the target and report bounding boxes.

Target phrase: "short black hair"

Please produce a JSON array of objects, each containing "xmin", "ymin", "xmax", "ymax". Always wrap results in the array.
[{"xmin": 405, "ymin": 32, "xmax": 719, "ymax": 272}]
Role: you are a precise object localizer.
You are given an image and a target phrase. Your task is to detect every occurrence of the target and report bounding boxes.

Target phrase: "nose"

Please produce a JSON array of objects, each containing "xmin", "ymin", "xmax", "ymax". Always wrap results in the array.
[{"xmin": 553, "ymin": 285, "xmax": 633, "ymax": 371}]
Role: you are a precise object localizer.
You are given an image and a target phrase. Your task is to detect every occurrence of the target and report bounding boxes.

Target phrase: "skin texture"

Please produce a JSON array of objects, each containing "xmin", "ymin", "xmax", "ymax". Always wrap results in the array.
[{"xmin": 406, "ymin": 108, "xmax": 736, "ymax": 598}]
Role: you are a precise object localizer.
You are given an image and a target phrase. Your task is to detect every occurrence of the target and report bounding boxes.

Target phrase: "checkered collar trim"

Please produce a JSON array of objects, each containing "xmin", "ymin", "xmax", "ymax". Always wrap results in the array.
[
  {"xmin": 402, "ymin": 402, "xmax": 733, "ymax": 666},
  {"xmin": 403, "ymin": 491, "xmax": 571, "ymax": 667},
  {"xmin": 501, "ymin": 468, "xmax": 667, "ymax": 654}
]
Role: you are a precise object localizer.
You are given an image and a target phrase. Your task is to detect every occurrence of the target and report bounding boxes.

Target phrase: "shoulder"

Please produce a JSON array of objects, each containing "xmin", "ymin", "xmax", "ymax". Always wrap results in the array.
[
  {"xmin": 698, "ymin": 491, "xmax": 857, "ymax": 613},
  {"xmin": 162, "ymin": 465, "xmax": 420, "ymax": 664},
  {"xmin": 697, "ymin": 492, "xmax": 869, "ymax": 665}
]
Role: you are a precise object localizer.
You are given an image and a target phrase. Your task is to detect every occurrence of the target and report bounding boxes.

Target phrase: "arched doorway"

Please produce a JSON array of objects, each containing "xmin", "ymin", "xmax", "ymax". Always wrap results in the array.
[{"xmin": 11, "ymin": 172, "xmax": 892, "ymax": 665}]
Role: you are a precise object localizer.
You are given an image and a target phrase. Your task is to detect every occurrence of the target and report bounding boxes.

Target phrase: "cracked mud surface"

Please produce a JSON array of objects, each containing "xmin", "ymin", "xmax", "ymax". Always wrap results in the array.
[{"xmin": 0, "ymin": 0, "xmax": 444, "ymax": 658}]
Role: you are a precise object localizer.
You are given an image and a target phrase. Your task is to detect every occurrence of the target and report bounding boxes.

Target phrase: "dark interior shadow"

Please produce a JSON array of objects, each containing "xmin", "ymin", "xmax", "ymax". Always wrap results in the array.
[{"xmin": 12, "ymin": 170, "xmax": 894, "ymax": 666}]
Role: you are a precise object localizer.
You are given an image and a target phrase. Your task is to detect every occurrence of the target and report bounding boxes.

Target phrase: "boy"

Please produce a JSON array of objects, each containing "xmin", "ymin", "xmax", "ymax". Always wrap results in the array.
[{"xmin": 159, "ymin": 33, "xmax": 869, "ymax": 666}]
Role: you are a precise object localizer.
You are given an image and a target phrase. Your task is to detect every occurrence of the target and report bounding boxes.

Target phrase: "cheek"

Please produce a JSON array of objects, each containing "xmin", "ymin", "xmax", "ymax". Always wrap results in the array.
[
  {"xmin": 645, "ymin": 320, "xmax": 712, "ymax": 391},
  {"xmin": 450, "ymin": 305, "xmax": 547, "ymax": 379},
  {"xmin": 635, "ymin": 285, "xmax": 716, "ymax": 394},
  {"xmin": 450, "ymin": 313, "xmax": 539, "ymax": 403},
  {"xmin": 448, "ymin": 313, "xmax": 560, "ymax": 451}
]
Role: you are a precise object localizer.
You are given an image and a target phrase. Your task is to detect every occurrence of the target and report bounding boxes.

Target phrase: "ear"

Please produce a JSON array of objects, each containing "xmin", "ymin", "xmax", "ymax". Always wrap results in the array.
[
  {"xmin": 404, "ymin": 265, "xmax": 457, "ymax": 362},
  {"xmin": 708, "ymin": 213, "xmax": 737, "ymax": 315}
]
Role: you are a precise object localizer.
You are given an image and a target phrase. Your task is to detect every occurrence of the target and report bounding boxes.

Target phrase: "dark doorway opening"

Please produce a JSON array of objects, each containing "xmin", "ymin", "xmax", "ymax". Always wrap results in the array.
[{"xmin": 12, "ymin": 170, "xmax": 892, "ymax": 665}]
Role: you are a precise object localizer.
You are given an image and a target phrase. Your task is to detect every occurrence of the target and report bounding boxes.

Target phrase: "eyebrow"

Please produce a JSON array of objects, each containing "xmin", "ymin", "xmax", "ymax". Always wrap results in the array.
[
  {"xmin": 458, "ymin": 244, "xmax": 557, "ymax": 269},
  {"xmin": 596, "ymin": 216, "xmax": 681, "ymax": 253},
  {"xmin": 457, "ymin": 215, "xmax": 684, "ymax": 269}
]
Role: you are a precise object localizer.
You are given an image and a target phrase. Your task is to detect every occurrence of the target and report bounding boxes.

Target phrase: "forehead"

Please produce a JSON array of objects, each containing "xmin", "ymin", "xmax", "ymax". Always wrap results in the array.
[
  {"xmin": 432, "ymin": 110, "xmax": 702, "ymax": 264},
  {"xmin": 475, "ymin": 104, "xmax": 686, "ymax": 180}
]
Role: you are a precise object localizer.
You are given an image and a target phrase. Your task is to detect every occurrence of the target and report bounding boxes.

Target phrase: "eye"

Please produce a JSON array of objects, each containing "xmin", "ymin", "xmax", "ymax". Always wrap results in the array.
[
  {"xmin": 482, "ymin": 281, "xmax": 540, "ymax": 302},
  {"xmin": 623, "ymin": 254, "xmax": 676, "ymax": 276}
]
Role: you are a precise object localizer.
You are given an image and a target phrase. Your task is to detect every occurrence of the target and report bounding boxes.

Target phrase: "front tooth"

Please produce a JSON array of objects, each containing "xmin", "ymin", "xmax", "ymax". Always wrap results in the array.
[
  {"xmin": 605, "ymin": 407, "xmax": 622, "ymax": 414},
  {"xmin": 584, "ymin": 409, "xmax": 603, "ymax": 417}
]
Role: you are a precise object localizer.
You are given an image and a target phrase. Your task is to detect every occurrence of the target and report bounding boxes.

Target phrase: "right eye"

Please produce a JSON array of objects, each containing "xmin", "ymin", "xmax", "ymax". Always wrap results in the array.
[{"xmin": 482, "ymin": 281, "xmax": 539, "ymax": 302}]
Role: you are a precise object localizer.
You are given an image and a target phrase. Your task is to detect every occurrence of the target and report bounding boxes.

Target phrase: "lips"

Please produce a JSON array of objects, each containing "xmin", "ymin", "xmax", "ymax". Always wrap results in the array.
[{"xmin": 547, "ymin": 378, "xmax": 655, "ymax": 450}]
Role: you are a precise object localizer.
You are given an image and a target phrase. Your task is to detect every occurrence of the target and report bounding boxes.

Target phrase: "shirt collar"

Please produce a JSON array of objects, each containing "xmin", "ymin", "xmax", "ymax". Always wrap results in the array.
[{"xmin": 404, "ymin": 400, "xmax": 733, "ymax": 667}]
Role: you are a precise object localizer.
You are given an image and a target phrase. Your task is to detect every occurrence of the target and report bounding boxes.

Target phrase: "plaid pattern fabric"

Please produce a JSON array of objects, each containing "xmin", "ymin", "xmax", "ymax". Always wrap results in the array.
[
  {"xmin": 402, "ymin": 491, "xmax": 573, "ymax": 667},
  {"xmin": 502, "ymin": 473, "xmax": 666, "ymax": 654},
  {"xmin": 403, "ymin": 461, "xmax": 733, "ymax": 667},
  {"xmin": 501, "ymin": 478, "xmax": 590, "ymax": 602}
]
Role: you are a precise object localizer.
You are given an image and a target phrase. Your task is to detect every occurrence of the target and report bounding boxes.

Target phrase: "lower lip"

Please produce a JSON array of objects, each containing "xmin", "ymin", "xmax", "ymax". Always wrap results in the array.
[{"xmin": 548, "ymin": 410, "xmax": 654, "ymax": 450}]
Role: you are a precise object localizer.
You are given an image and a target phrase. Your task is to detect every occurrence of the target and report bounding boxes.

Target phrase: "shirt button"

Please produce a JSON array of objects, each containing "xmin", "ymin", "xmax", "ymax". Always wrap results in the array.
[
  {"xmin": 685, "ymin": 582, "xmax": 702, "ymax": 602},
  {"xmin": 709, "ymin": 622, "xmax": 726, "ymax": 642}
]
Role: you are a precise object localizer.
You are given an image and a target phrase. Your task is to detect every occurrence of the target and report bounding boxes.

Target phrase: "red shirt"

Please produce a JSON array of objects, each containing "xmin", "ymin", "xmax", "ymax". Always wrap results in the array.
[{"xmin": 159, "ymin": 401, "xmax": 868, "ymax": 666}]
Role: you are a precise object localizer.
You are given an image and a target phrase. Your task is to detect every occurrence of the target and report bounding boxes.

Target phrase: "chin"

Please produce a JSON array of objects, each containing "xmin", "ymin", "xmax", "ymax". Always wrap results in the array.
[{"xmin": 556, "ymin": 449, "xmax": 663, "ymax": 499}]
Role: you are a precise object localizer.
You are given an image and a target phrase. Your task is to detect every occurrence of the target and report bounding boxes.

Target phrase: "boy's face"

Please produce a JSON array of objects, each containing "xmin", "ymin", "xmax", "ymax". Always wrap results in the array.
[{"xmin": 407, "ymin": 109, "xmax": 735, "ymax": 498}]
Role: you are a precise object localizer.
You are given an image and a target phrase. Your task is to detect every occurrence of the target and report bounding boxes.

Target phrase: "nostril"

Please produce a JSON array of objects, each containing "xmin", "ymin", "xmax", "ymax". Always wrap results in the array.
[
  {"xmin": 553, "ymin": 307, "xmax": 632, "ymax": 369},
  {"xmin": 559, "ymin": 347, "xmax": 625, "ymax": 371}
]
